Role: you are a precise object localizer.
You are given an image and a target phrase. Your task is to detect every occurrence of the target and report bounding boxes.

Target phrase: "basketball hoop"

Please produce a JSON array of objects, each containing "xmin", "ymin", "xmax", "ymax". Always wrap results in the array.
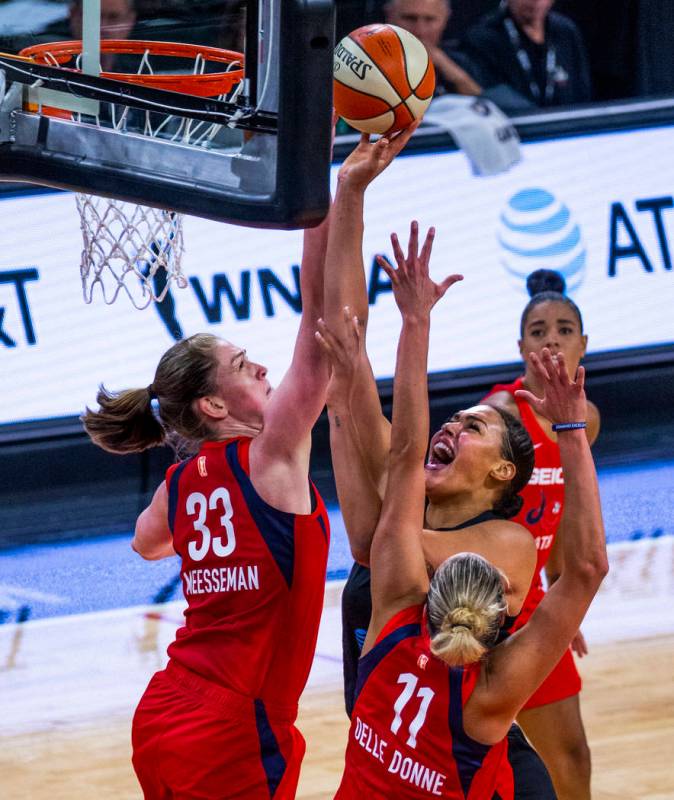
[{"xmin": 19, "ymin": 40, "xmax": 245, "ymax": 308}]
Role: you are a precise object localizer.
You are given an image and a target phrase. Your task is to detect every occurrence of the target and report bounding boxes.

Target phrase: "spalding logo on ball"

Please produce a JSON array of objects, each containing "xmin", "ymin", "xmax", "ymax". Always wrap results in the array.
[{"xmin": 334, "ymin": 24, "xmax": 436, "ymax": 135}]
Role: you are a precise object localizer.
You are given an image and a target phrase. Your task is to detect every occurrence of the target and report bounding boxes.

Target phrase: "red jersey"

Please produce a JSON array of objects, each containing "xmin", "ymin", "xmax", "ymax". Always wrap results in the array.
[
  {"xmin": 484, "ymin": 378, "xmax": 565, "ymax": 582},
  {"xmin": 335, "ymin": 605, "xmax": 507, "ymax": 800},
  {"xmin": 165, "ymin": 437, "xmax": 330, "ymax": 707}
]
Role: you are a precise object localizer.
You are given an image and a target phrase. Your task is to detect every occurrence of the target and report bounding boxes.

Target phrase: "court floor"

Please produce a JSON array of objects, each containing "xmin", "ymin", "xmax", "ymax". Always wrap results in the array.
[{"xmin": 2, "ymin": 579, "xmax": 674, "ymax": 800}]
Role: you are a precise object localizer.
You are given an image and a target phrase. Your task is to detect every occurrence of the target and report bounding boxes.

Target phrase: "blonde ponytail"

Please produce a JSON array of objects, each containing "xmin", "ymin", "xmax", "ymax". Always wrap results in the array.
[{"xmin": 427, "ymin": 553, "xmax": 507, "ymax": 667}]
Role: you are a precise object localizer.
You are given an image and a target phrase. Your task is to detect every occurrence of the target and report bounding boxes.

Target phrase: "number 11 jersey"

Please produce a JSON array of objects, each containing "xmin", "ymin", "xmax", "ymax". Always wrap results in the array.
[
  {"xmin": 165, "ymin": 437, "xmax": 330, "ymax": 708},
  {"xmin": 336, "ymin": 604, "xmax": 507, "ymax": 799}
]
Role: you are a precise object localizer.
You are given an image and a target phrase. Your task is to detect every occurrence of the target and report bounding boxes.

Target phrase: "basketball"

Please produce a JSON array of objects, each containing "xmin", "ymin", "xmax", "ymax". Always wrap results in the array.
[{"xmin": 333, "ymin": 24, "xmax": 436, "ymax": 136}]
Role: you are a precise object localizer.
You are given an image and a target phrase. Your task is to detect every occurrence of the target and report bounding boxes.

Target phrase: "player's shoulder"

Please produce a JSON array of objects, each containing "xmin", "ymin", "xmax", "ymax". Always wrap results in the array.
[
  {"xmin": 476, "ymin": 520, "xmax": 535, "ymax": 565},
  {"xmin": 482, "ymin": 390, "xmax": 521, "ymax": 418},
  {"xmin": 586, "ymin": 399, "xmax": 601, "ymax": 444},
  {"xmin": 481, "ymin": 518, "xmax": 530, "ymax": 542}
]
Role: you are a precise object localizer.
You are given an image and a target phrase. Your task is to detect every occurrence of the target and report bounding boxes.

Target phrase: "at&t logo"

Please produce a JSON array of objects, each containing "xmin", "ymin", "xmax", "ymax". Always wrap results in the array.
[{"xmin": 498, "ymin": 188, "xmax": 586, "ymax": 292}]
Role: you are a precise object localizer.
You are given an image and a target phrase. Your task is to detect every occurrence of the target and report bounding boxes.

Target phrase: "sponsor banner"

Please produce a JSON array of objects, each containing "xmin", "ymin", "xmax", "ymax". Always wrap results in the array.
[{"xmin": 1, "ymin": 125, "xmax": 673, "ymax": 424}]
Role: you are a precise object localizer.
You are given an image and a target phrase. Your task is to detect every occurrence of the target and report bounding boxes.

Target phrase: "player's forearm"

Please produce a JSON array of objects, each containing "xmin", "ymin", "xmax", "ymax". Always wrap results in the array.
[
  {"xmin": 327, "ymin": 402, "xmax": 383, "ymax": 564},
  {"xmin": 389, "ymin": 316, "xmax": 430, "ymax": 464},
  {"xmin": 370, "ymin": 318, "xmax": 431, "ymax": 603},
  {"xmin": 557, "ymin": 430, "xmax": 607, "ymax": 584},
  {"xmin": 277, "ymin": 215, "xmax": 332, "ymax": 426},
  {"xmin": 300, "ymin": 209, "xmax": 330, "ymax": 321},
  {"xmin": 348, "ymin": 359, "xmax": 392, "ymax": 491},
  {"xmin": 324, "ymin": 180, "xmax": 369, "ymax": 326}
]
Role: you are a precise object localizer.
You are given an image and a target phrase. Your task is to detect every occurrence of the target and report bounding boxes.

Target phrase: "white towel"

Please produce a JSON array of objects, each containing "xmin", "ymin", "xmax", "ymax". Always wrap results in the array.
[{"xmin": 424, "ymin": 95, "xmax": 521, "ymax": 177}]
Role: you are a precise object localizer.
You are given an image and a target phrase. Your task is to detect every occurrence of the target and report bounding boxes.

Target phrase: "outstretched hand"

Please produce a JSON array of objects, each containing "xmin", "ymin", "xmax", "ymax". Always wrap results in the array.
[
  {"xmin": 377, "ymin": 221, "xmax": 463, "ymax": 319},
  {"xmin": 515, "ymin": 349, "xmax": 587, "ymax": 425},
  {"xmin": 315, "ymin": 306, "xmax": 363, "ymax": 406},
  {"xmin": 337, "ymin": 122, "xmax": 420, "ymax": 191}
]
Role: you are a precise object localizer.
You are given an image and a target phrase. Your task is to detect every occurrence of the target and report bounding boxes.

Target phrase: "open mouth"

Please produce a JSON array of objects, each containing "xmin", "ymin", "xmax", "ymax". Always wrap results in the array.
[{"xmin": 426, "ymin": 440, "xmax": 456, "ymax": 470}]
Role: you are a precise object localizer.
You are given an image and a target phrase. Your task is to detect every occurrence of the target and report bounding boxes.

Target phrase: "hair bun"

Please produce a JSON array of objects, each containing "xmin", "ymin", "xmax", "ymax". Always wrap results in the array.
[
  {"xmin": 448, "ymin": 606, "xmax": 484, "ymax": 635},
  {"xmin": 526, "ymin": 269, "xmax": 566, "ymax": 298}
]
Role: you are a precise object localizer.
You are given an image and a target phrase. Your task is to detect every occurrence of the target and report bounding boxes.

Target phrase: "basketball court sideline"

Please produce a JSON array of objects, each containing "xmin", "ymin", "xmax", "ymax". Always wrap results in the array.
[{"xmin": 1, "ymin": 580, "xmax": 673, "ymax": 799}]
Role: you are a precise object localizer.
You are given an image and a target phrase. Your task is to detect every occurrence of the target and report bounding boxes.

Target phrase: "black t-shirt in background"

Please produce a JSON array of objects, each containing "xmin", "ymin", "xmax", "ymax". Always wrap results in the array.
[{"xmin": 458, "ymin": 8, "xmax": 592, "ymax": 107}]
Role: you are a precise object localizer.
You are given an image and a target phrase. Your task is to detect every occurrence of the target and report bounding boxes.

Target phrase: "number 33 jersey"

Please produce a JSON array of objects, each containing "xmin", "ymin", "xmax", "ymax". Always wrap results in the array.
[
  {"xmin": 336, "ymin": 605, "xmax": 507, "ymax": 800},
  {"xmin": 165, "ymin": 437, "xmax": 330, "ymax": 707}
]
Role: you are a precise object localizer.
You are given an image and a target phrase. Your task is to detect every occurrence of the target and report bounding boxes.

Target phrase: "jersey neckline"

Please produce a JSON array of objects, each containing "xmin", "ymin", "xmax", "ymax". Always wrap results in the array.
[{"xmin": 435, "ymin": 509, "xmax": 503, "ymax": 531}]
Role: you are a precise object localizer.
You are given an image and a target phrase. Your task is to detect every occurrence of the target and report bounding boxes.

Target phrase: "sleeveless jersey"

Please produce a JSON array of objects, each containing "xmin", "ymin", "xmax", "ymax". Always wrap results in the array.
[
  {"xmin": 342, "ymin": 512, "xmax": 499, "ymax": 719},
  {"xmin": 336, "ymin": 604, "xmax": 507, "ymax": 799},
  {"xmin": 165, "ymin": 437, "xmax": 330, "ymax": 707},
  {"xmin": 484, "ymin": 378, "xmax": 565, "ymax": 582}
]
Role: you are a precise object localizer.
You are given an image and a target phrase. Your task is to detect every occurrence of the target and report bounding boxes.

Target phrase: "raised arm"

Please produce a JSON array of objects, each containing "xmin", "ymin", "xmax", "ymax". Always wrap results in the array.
[
  {"xmin": 324, "ymin": 130, "xmax": 418, "ymax": 499},
  {"xmin": 470, "ymin": 349, "xmax": 608, "ymax": 742},
  {"xmin": 365, "ymin": 224, "xmax": 462, "ymax": 650},
  {"xmin": 253, "ymin": 216, "xmax": 331, "ymax": 463},
  {"xmin": 316, "ymin": 308, "xmax": 384, "ymax": 563}
]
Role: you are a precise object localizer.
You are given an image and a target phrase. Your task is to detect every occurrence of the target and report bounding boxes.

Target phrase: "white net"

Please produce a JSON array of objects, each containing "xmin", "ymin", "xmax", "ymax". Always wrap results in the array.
[
  {"xmin": 47, "ymin": 44, "xmax": 246, "ymax": 308},
  {"xmin": 77, "ymin": 194, "xmax": 187, "ymax": 308}
]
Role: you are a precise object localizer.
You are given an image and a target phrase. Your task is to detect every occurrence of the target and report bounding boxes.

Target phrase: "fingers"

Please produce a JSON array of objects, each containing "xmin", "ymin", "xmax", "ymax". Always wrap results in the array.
[
  {"xmin": 341, "ymin": 305, "xmax": 362, "ymax": 339},
  {"xmin": 390, "ymin": 232, "xmax": 406, "ymax": 271},
  {"xmin": 314, "ymin": 328, "xmax": 332, "ymax": 355},
  {"xmin": 419, "ymin": 226, "xmax": 436, "ymax": 265},
  {"xmin": 315, "ymin": 318, "xmax": 339, "ymax": 356},
  {"xmin": 387, "ymin": 119, "xmax": 420, "ymax": 155},
  {"xmin": 407, "ymin": 220, "xmax": 419, "ymax": 263},
  {"xmin": 316, "ymin": 313, "xmax": 359, "ymax": 364},
  {"xmin": 575, "ymin": 364, "xmax": 586, "ymax": 391},
  {"xmin": 514, "ymin": 388, "xmax": 543, "ymax": 410},
  {"xmin": 437, "ymin": 273, "xmax": 463, "ymax": 297},
  {"xmin": 377, "ymin": 254, "xmax": 398, "ymax": 285},
  {"xmin": 528, "ymin": 351, "xmax": 552, "ymax": 383},
  {"xmin": 538, "ymin": 348, "xmax": 561, "ymax": 383}
]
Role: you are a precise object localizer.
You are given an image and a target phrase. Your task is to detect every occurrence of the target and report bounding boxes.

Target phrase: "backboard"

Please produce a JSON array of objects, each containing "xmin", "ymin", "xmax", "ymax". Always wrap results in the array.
[{"xmin": 0, "ymin": 0, "xmax": 335, "ymax": 228}]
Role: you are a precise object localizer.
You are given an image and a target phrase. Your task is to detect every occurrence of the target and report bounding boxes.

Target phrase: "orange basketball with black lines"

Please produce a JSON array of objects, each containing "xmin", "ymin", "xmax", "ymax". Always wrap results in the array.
[{"xmin": 333, "ymin": 24, "xmax": 435, "ymax": 135}]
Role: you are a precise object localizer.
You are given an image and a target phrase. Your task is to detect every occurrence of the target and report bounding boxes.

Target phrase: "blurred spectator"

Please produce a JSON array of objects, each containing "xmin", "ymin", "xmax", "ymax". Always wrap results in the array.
[
  {"xmin": 459, "ymin": 0, "xmax": 591, "ymax": 110},
  {"xmin": 69, "ymin": 0, "xmax": 137, "ymax": 42},
  {"xmin": 384, "ymin": 0, "xmax": 481, "ymax": 95},
  {"xmin": 635, "ymin": 0, "xmax": 674, "ymax": 97},
  {"xmin": 556, "ymin": 0, "xmax": 638, "ymax": 101},
  {"xmin": 216, "ymin": 0, "xmax": 246, "ymax": 52},
  {"xmin": 36, "ymin": 0, "xmax": 136, "ymax": 71},
  {"xmin": 443, "ymin": 0, "xmax": 500, "ymax": 41}
]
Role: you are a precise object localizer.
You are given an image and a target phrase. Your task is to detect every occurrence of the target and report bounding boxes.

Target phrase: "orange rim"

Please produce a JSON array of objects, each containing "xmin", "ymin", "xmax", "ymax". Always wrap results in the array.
[{"xmin": 19, "ymin": 40, "xmax": 244, "ymax": 97}]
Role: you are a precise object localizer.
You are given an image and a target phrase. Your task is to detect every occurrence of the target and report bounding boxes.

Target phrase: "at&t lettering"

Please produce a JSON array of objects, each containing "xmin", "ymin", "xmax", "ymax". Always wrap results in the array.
[
  {"xmin": 0, "ymin": 268, "xmax": 38, "ymax": 348},
  {"xmin": 529, "ymin": 467, "xmax": 564, "ymax": 486}
]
